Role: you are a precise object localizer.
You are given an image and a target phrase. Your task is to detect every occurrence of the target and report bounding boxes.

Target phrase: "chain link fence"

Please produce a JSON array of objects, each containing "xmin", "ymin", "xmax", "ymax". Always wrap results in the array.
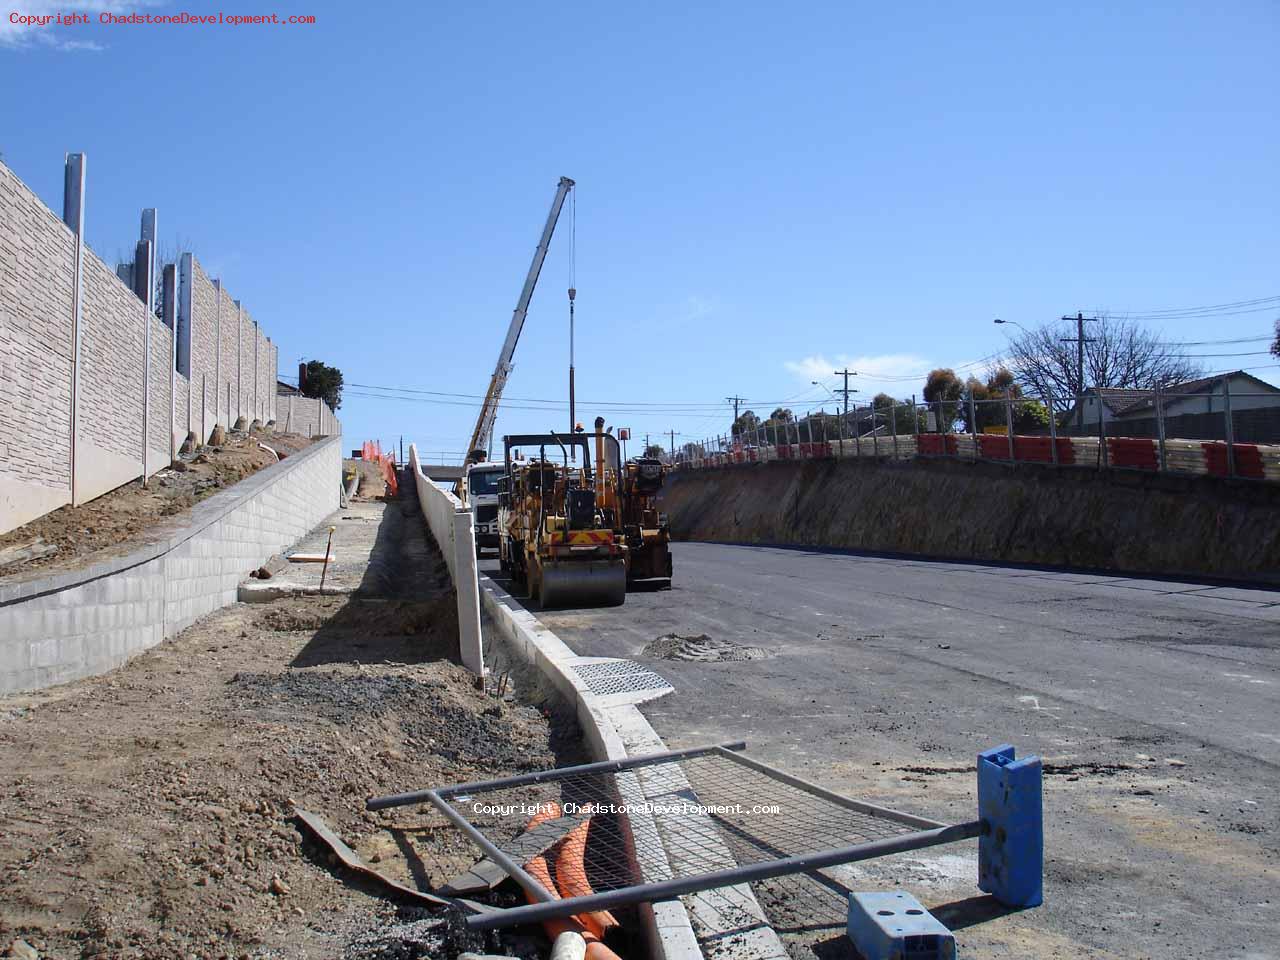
[{"xmin": 673, "ymin": 385, "xmax": 1280, "ymax": 482}]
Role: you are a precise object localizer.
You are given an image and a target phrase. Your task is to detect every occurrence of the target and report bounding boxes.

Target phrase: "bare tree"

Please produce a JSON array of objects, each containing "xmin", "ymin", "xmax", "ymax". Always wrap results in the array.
[{"xmin": 1002, "ymin": 314, "xmax": 1202, "ymax": 400}]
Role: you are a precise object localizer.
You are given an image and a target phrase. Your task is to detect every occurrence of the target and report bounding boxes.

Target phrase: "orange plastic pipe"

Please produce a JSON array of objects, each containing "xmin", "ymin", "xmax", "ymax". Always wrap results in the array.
[
  {"xmin": 520, "ymin": 805, "xmax": 623, "ymax": 960},
  {"xmin": 551, "ymin": 819, "xmax": 619, "ymax": 938}
]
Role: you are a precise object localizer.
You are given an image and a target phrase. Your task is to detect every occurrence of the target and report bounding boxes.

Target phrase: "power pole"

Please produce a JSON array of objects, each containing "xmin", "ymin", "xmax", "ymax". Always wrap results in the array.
[
  {"xmin": 833, "ymin": 368, "xmax": 857, "ymax": 421},
  {"xmin": 1061, "ymin": 312, "xmax": 1100, "ymax": 428},
  {"xmin": 726, "ymin": 395, "xmax": 745, "ymax": 431},
  {"xmin": 669, "ymin": 429, "xmax": 679, "ymax": 463}
]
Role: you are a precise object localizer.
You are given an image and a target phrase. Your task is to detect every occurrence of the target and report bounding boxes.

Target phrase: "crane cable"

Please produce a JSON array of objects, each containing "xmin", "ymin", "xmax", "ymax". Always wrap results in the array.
[{"xmin": 567, "ymin": 183, "xmax": 578, "ymax": 441}]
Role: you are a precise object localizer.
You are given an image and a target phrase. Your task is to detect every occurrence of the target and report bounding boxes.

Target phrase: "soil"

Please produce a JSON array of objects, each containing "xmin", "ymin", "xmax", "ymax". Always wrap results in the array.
[
  {"xmin": 0, "ymin": 430, "xmax": 316, "ymax": 585},
  {"xmin": 0, "ymin": 592, "xmax": 579, "ymax": 960},
  {"xmin": 346, "ymin": 460, "xmax": 390, "ymax": 501},
  {"xmin": 642, "ymin": 634, "xmax": 774, "ymax": 662}
]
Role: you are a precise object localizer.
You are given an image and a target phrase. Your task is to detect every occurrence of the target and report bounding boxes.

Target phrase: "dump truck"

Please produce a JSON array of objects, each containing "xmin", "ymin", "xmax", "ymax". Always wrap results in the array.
[{"xmin": 498, "ymin": 428, "xmax": 627, "ymax": 608}]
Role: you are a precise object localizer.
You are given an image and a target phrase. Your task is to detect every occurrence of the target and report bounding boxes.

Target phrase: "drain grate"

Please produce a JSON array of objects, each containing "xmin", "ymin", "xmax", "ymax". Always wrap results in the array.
[{"xmin": 570, "ymin": 659, "xmax": 674, "ymax": 697}]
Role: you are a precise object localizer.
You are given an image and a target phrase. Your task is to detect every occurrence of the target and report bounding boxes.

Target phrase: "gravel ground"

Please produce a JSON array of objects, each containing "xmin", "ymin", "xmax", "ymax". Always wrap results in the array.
[{"xmin": 0, "ymin": 490, "xmax": 584, "ymax": 960}]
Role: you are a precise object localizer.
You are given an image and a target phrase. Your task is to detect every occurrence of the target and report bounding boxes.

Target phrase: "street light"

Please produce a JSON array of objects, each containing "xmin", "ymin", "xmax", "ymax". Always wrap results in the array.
[{"xmin": 993, "ymin": 318, "xmax": 1028, "ymax": 332}]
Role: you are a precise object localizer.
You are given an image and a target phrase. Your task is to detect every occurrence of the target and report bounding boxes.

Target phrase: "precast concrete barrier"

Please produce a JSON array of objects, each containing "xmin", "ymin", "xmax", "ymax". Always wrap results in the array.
[{"xmin": 407, "ymin": 444, "xmax": 484, "ymax": 676}]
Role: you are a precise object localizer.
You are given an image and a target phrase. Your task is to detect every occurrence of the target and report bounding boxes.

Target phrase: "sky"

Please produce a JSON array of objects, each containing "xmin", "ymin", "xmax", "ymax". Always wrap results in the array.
[{"xmin": 3, "ymin": 1, "xmax": 1278, "ymax": 460}]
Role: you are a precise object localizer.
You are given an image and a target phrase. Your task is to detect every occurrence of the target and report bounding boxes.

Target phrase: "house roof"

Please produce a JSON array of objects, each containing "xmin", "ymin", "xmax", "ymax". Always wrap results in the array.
[{"xmin": 1103, "ymin": 371, "xmax": 1279, "ymax": 416}]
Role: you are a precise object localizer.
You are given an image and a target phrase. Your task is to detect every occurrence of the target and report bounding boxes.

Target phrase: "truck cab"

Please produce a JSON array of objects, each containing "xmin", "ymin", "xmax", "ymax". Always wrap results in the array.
[{"xmin": 463, "ymin": 462, "xmax": 505, "ymax": 556}]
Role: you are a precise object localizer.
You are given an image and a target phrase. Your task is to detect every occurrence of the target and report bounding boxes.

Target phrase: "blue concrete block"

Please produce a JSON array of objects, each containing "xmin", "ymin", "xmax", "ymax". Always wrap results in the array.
[
  {"xmin": 977, "ymin": 744, "xmax": 1043, "ymax": 908},
  {"xmin": 847, "ymin": 891, "xmax": 956, "ymax": 960}
]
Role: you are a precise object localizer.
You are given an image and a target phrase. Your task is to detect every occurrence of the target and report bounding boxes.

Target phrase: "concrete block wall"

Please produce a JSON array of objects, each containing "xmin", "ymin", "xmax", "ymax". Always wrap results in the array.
[
  {"xmin": 278, "ymin": 391, "xmax": 339, "ymax": 438},
  {"xmin": 0, "ymin": 163, "xmax": 75, "ymax": 529},
  {"xmin": 0, "ymin": 434, "xmax": 342, "ymax": 694},
  {"xmin": 0, "ymin": 156, "xmax": 326, "ymax": 536}
]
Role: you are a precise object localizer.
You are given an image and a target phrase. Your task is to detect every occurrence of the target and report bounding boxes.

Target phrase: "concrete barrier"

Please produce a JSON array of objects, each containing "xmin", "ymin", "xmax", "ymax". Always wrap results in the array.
[
  {"xmin": 0, "ymin": 435, "xmax": 343, "ymax": 694},
  {"xmin": 407, "ymin": 443, "xmax": 483, "ymax": 676}
]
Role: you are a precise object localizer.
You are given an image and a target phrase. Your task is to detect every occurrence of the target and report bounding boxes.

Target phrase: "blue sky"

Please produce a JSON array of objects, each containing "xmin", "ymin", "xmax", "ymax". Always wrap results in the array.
[{"xmin": 4, "ymin": 1, "xmax": 1278, "ymax": 458}]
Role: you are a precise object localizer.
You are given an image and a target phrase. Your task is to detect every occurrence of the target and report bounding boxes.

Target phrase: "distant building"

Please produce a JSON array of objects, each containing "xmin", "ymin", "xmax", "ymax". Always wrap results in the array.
[{"xmin": 1064, "ymin": 371, "xmax": 1280, "ymax": 442}]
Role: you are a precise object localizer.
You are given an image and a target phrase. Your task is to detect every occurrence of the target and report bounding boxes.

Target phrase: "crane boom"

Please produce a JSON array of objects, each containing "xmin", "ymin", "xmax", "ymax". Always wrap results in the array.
[{"xmin": 465, "ymin": 176, "xmax": 575, "ymax": 462}]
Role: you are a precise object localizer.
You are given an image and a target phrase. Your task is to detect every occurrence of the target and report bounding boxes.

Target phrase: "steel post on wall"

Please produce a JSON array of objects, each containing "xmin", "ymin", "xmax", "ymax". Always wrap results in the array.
[
  {"xmin": 140, "ymin": 208, "xmax": 157, "ymax": 479},
  {"xmin": 163, "ymin": 264, "xmax": 178, "ymax": 461},
  {"xmin": 213, "ymin": 278, "xmax": 222, "ymax": 433},
  {"xmin": 1045, "ymin": 393, "xmax": 1059, "ymax": 466},
  {"xmin": 968, "ymin": 392, "xmax": 978, "ymax": 461},
  {"xmin": 1005, "ymin": 393, "xmax": 1015, "ymax": 462},
  {"xmin": 1096, "ymin": 389, "xmax": 1108, "ymax": 470},
  {"xmin": 1223, "ymin": 381, "xmax": 1236, "ymax": 478},
  {"xmin": 1154, "ymin": 386, "xmax": 1166, "ymax": 472},
  {"xmin": 62, "ymin": 153, "xmax": 87, "ymax": 506},
  {"xmin": 137, "ymin": 237, "xmax": 154, "ymax": 485},
  {"xmin": 889, "ymin": 402, "xmax": 898, "ymax": 458}
]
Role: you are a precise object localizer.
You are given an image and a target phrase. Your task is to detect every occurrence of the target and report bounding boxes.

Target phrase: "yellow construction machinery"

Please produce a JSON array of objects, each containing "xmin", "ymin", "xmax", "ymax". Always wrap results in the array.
[
  {"xmin": 619, "ymin": 455, "xmax": 673, "ymax": 588},
  {"xmin": 498, "ymin": 425, "xmax": 627, "ymax": 608}
]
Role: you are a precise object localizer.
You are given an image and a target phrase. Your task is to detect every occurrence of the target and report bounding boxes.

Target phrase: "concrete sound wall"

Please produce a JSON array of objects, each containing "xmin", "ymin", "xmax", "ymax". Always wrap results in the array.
[
  {"xmin": 0, "ymin": 434, "xmax": 342, "ymax": 694},
  {"xmin": 0, "ymin": 155, "xmax": 328, "ymax": 536},
  {"xmin": 661, "ymin": 456, "xmax": 1280, "ymax": 584}
]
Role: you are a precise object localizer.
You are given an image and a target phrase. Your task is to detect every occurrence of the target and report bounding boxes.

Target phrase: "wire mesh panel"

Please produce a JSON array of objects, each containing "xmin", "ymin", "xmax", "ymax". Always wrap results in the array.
[{"xmin": 440, "ymin": 747, "xmax": 941, "ymax": 903}]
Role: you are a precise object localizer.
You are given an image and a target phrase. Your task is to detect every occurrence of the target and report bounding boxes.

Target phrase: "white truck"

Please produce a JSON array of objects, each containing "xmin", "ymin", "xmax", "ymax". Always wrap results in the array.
[{"xmin": 463, "ymin": 461, "xmax": 506, "ymax": 557}]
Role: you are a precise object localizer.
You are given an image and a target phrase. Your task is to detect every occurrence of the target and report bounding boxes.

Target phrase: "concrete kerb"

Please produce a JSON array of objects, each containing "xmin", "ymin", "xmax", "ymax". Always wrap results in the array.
[{"xmin": 478, "ymin": 574, "xmax": 789, "ymax": 960}]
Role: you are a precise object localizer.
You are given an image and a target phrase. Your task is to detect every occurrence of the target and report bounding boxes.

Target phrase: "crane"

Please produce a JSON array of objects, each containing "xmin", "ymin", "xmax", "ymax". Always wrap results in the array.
[{"xmin": 464, "ymin": 176, "xmax": 576, "ymax": 466}]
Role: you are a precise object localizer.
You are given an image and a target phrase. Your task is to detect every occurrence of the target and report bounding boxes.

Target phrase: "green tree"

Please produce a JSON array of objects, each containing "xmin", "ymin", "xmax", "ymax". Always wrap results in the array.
[
  {"xmin": 770, "ymin": 407, "xmax": 794, "ymax": 423},
  {"xmin": 923, "ymin": 368, "xmax": 964, "ymax": 431},
  {"xmin": 732, "ymin": 409, "xmax": 761, "ymax": 438},
  {"xmin": 301, "ymin": 359, "xmax": 344, "ymax": 411},
  {"xmin": 643, "ymin": 443, "xmax": 664, "ymax": 458}
]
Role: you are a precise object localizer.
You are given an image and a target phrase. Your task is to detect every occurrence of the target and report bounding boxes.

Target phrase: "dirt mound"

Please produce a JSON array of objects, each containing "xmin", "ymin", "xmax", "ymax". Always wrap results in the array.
[
  {"xmin": 643, "ymin": 633, "xmax": 773, "ymax": 662},
  {"xmin": 0, "ymin": 430, "xmax": 316, "ymax": 584},
  {"xmin": 228, "ymin": 669, "xmax": 548, "ymax": 770}
]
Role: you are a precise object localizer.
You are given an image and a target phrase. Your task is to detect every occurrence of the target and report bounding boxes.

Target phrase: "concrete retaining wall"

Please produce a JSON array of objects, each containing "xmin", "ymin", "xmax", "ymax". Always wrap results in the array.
[
  {"xmin": 0, "ymin": 434, "xmax": 343, "ymax": 694},
  {"xmin": 661, "ymin": 455, "xmax": 1280, "ymax": 583},
  {"xmin": 407, "ymin": 443, "xmax": 483, "ymax": 675}
]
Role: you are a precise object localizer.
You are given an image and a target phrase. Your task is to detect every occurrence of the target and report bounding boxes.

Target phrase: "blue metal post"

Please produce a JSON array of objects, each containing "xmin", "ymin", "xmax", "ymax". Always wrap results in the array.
[{"xmin": 977, "ymin": 744, "xmax": 1043, "ymax": 908}]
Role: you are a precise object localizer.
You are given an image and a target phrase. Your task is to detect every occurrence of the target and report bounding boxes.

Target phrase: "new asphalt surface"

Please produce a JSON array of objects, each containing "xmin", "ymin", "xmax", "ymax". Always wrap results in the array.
[{"xmin": 481, "ymin": 542, "xmax": 1279, "ymax": 959}]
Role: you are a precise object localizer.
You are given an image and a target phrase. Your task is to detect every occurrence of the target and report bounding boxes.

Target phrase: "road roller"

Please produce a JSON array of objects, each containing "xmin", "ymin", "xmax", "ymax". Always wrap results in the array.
[
  {"xmin": 619, "ymin": 456, "xmax": 673, "ymax": 588},
  {"xmin": 498, "ymin": 424, "xmax": 627, "ymax": 608}
]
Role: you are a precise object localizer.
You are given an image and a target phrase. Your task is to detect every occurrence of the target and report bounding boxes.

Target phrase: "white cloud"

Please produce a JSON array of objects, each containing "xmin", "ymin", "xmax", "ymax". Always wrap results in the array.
[
  {"xmin": 1, "ymin": 1, "xmax": 161, "ymax": 51},
  {"xmin": 783, "ymin": 352, "xmax": 939, "ymax": 402}
]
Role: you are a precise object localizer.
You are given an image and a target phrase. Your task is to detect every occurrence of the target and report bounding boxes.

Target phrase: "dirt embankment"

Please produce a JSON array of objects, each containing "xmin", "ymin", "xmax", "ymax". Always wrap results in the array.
[
  {"xmin": 660, "ymin": 457, "xmax": 1280, "ymax": 582},
  {"xmin": 0, "ymin": 588, "xmax": 578, "ymax": 960},
  {"xmin": 0, "ymin": 430, "xmax": 316, "ymax": 584}
]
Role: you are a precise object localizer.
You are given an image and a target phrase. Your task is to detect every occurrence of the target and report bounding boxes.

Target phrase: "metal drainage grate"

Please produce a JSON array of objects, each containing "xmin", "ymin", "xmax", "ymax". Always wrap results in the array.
[
  {"xmin": 570, "ymin": 659, "xmax": 674, "ymax": 697},
  {"xmin": 367, "ymin": 743, "xmax": 997, "ymax": 930}
]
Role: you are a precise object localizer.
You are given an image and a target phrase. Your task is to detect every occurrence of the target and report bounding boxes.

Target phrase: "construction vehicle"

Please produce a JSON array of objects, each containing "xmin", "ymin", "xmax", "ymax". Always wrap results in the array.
[
  {"xmin": 619, "ymin": 456, "xmax": 673, "ymax": 587},
  {"xmin": 498, "ymin": 425, "xmax": 626, "ymax": 608},
  {"xmin": 461, "ymin": 458, "xmax": 505, "ymax": 557},
  {"xmin": 456, "ymin": 176, "xmax": 575, "ymax": 499}
]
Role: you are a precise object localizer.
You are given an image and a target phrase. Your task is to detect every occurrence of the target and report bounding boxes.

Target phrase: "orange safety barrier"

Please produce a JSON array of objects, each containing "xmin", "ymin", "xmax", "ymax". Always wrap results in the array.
[
  {"xmin": 777, "ymin": 444, "xmax": 794, "ymax": 460},
  {"xmin": 916, "ymin": 434, "xmax": 958, "ymax": 456},
  {"xmin": 1203, "ymin": 442, "xmax": 1264, "ymax": 479},
  {"xmin": 360, "ymin": 440, "xmax": 399, "ymax": 496},
  {"xmin": 977, "ymin": 434, "xmax": 1012, "ymax": 460},
  {"xmin": 1107, "ymin": 437, "xmax": 1158, "ymax": 471},
  {"xmin": 1012, "ymin": 436, "xmax": 1075, "ymax": 464}
]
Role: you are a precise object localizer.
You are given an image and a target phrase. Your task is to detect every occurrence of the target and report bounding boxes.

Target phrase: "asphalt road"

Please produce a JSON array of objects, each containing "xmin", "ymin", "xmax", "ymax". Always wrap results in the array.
[{"xmin": 482, "ymin": 543, "xmax": 1279, "ymax": 959}]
